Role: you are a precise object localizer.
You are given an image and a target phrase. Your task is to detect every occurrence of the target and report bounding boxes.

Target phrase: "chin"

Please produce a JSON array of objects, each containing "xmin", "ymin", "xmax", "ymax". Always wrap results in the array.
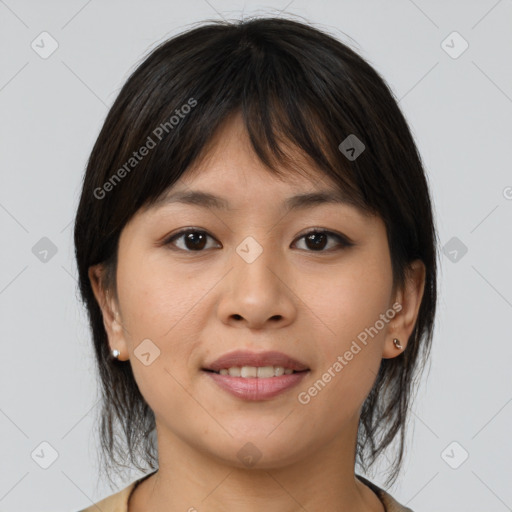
[{"xmin": 209, "ymin": 432, "xmax": 310, "ymax": 470}]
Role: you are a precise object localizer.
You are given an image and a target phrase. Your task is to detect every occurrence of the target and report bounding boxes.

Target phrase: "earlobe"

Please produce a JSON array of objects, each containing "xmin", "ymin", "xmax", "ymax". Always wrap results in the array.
[
  {"xmin": 88, "ymin": 264, "xmax": 129, "ymax": 361},
  {"xmin": 383, "ymin": 259, "xmax": 426, "ymax": 359}
]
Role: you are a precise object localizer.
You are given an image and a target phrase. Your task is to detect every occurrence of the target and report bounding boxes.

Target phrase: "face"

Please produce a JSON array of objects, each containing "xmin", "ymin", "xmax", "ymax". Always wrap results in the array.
[{"xmin": 90, "ymin": 112, "xmax": 425, "ymax": 470}]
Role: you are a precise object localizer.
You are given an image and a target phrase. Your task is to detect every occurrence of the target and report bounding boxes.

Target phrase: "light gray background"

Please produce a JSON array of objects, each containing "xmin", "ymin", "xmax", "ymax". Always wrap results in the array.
[{"xmin": 1, "ymin": 1, "xmax": 511, "ymax": 511}]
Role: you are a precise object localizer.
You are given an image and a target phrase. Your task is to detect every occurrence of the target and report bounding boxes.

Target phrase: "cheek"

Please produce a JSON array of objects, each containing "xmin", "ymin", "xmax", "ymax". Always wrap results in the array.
[
  {"xmin": 116, "ymin": 254, "xmax": 213, "ymax": 386},
  {"xmin": 117, "ymin": 254, "xmax": 201, "ymax": 340},
  {"xmin": 295, "ymin": 265, "xmax": 391, "ymax": 426},
  {"xmin": 297, "ymin": 249, "xmax": 393, "ymax": 412},
  {"xmin": 300, "ymin": 255, "xmax": 393, "ymax": 347},
  {"xmin": 115, "ymin": 260, "xmax": 205, "ymax": 411}
]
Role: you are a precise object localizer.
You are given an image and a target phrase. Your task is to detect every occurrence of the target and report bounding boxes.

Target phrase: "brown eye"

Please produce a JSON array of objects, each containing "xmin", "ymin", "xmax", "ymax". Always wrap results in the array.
[
  {"xmin": 165, "ymin": 229, "xmax": 220, "ymax": 251},
  {"xmin": 293, "ymin": 230, "xmax": 353, "ymax": 252},
  {"xmin": 163, "ymin": 228, "xmax": 353, "ymax": 253}
]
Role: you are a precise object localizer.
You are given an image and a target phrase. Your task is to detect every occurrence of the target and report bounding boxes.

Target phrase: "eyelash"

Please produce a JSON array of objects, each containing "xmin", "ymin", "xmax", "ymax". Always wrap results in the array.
[{"xmin": 162, "ymin": 228, "xmax": 354, "ymax": 253}]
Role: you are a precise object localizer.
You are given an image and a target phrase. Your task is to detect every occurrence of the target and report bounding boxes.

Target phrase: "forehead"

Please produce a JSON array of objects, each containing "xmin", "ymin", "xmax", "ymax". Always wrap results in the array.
[
  {"xmin": 143, "ymin": 111, "xmax": 372, "ymax": 218},
  {"xmin": 180, "ymin": 110, "xmax": 331, "ymax": 183},
  {"xmin": 145, "ymin": 161, "xmax": 372, "ymax": 220}
]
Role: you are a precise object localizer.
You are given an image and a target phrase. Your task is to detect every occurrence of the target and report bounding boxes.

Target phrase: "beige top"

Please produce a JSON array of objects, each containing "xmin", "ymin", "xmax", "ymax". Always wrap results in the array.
[{"xmin": 78, "ymin": 472, "xmax": 413, "ymax": 512}]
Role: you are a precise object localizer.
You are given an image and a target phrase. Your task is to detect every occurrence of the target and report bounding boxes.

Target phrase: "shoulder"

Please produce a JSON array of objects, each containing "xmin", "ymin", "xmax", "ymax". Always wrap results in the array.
[
  {"xmin": 77, "ymin": 470, "xmax": 157, "ymax": 512},
  {"xmin": 76, "ymin": 480, "xmax": 137, "ymax": 512},
  {"xmin": 356, "ymin": 474, "xmax": 414, "ymax": 512}
]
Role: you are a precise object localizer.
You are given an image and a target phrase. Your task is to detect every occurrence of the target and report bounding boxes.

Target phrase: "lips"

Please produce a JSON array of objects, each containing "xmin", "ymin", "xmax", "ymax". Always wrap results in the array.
[{"xmin": 202, "ymin": 350, "xmax": 309, "ymax": 373}]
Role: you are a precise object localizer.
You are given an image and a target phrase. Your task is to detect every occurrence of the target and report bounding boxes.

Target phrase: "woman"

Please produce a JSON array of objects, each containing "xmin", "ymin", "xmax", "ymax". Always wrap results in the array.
[{"xmin": 74, "ymin": 16, "xmax": 437, "ymax": 512}]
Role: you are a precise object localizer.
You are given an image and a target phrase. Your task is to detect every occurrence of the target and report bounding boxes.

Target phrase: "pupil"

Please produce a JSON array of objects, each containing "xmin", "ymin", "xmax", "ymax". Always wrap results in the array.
[
  {"xmin": 306, "ymin": 233, "xmax": 327, "ymax": 250},
  {"xmin": 186, "ymin": 232, "xmax": 206, "ymax": 250}
]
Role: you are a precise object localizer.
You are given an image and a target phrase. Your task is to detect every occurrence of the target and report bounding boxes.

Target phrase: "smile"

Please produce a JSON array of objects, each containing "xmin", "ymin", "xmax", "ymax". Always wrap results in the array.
[{"xmin": 205, "ymin": 365, "xmax": 302, "ymax": 378}]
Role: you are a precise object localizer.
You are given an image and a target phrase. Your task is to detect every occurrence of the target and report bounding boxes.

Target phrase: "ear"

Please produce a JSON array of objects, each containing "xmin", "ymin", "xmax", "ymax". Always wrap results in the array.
[
  {"xmin": 88, "ymin": 264, "xmax": 129, "ymax": 361},
  {"xmin": 382, "ymin": 259, "xmax": 426, "ymax": 359}
]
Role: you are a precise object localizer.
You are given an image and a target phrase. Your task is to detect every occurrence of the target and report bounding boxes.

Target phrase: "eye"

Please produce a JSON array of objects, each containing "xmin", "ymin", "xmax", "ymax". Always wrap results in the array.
[
  {"xmin": 164, "ymin": 229, "xmax": 220, "ymax": 252},
  {"xmin": 292, "ymin": 229, "xmax": 354, "ymax": 252},
  {"xmin": 162, "ymin": 228, "xmax": 353, "ymax": 253}
]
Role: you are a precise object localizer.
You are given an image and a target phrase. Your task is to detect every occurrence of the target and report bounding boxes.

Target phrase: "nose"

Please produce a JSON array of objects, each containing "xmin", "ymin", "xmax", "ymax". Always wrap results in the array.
[{"xmin": 216, "ymin": 239, "xmax": 297, "ymax": 330}]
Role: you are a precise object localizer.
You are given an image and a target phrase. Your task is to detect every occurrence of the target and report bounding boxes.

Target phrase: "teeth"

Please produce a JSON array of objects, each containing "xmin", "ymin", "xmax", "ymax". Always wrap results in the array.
[
  {"xmin": 217, "ymin": 366, "xmax": 296, "ymax": 377},
  {"xmin": 257, "ymin": 366, "xmax": 274, "ymax": 378},
  {"xmin": 241, "ymin": 366, "xmax": 257, "ymax": 378}
]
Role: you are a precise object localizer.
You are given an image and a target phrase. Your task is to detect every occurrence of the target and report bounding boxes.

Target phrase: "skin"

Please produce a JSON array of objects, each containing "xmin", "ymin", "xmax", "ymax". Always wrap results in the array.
[{"xmin": 89, "ymin": 111, "xmax": 425, "ymax": 512}]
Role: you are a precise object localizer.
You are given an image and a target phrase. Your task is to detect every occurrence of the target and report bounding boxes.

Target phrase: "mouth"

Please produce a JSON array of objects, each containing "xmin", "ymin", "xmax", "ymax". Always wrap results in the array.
[
  {"xmin": 202, "ymin": 366, "xmax": 308, "ymax": 378},
  {"xmin": 202, "ymin": 349, "xmax": 310, "ymax": 377},
  {"xmin": 201, "ymin": 351, "xmax": 310, "ymax": 400}
]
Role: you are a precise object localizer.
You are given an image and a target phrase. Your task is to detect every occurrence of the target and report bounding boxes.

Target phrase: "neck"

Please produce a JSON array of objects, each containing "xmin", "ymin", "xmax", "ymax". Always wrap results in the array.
[{"xmin": 128, "ymin": 426, "xmax": 384, "ymax": 512}]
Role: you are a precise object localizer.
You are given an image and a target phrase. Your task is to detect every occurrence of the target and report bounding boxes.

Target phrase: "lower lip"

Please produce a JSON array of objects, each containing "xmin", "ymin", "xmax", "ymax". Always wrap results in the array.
[{"xmin": 203, "ymin": 370, "xmax": 309, "ymax": 401}]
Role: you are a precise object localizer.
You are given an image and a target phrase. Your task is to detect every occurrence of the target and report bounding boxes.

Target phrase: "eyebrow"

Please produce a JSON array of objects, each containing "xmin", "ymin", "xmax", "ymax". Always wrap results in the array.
[{"xmin": 151, "ymin": 189, "xmax": 365, "ymax": 213}]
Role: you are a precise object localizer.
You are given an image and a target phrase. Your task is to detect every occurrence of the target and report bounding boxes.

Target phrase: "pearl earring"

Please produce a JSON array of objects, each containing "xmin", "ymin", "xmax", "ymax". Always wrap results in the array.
[{"xmin": 393, "ymin": 338, "xmax": 402, "ymax": 350}]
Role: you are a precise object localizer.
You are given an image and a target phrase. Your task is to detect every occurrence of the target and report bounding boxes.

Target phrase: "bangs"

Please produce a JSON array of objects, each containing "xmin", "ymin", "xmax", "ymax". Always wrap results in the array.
[{"xmin": 99, "ymin": 19, "xmax": 381, "ymax": 225}]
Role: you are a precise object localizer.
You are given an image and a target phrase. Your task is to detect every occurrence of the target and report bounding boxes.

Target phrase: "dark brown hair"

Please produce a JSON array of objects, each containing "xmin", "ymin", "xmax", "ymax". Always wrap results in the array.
[{"xmin": 74, "ymin": 15, "xmax": 438, "ymax": 488}]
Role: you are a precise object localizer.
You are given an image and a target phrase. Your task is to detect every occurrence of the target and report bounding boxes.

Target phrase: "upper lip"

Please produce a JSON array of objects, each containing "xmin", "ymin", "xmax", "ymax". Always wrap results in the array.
[{"xmin": 203, "ymin": 350, "xmax": 309, "ymax": 373}]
